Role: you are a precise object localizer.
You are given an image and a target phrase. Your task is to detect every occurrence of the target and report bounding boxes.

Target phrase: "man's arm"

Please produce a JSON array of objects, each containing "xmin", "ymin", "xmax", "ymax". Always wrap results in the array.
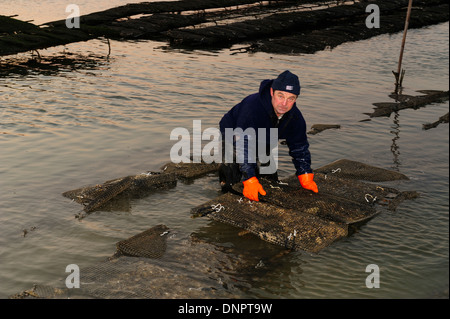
[{"xmin": 288, "ymin": 141, "xmax": 313, "ymax": 176}]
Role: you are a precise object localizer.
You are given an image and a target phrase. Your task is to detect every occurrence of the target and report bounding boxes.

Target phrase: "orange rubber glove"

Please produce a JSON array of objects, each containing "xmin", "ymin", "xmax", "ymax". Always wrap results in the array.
[
  {"xmin": 243, "ymin": 177, "xmax": 266, "ymax": 201},
  {"xmin": 298, "ymin": 173, "xmax": 319, "ymax": 193}
]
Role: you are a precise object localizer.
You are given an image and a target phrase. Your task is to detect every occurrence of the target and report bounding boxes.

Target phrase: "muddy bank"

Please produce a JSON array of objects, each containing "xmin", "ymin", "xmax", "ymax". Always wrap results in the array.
[{"xmin": 1, "ymin": 0, "xmax": 448, "ymax": 57}]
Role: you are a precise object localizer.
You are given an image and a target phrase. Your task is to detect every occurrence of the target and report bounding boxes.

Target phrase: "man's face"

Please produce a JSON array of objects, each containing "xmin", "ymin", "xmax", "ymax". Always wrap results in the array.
[{"xmin": 270, "ymin": 88, "xmax": 297, "ymax": 117}]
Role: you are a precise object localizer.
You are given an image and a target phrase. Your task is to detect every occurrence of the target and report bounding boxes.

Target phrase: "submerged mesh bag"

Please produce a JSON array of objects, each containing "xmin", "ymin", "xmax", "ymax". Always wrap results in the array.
[
  {"xmin": 63, "ymin": 162, "xmax": 219, "ymax": 218},
  {"xmin": 161, "ymin": 161, "xmax": 220, "ymax": 179},
  {"xmin": 12, "ymin": 160, "xmax": 420, "ymax": 298},
  {"xmin": 63, "ymin": 172, "xmax": 177, "ymax": 218},
  {"xmin": 313, "ymin": 158, "xmax": 409, "ymax": 182},
  {"xmin": 10, "ymin": 224, "xmax": 247, "ymax": 299},
  {"xmin": 116, "ymin": 224, "xmax": 169, "ymax": 258}
]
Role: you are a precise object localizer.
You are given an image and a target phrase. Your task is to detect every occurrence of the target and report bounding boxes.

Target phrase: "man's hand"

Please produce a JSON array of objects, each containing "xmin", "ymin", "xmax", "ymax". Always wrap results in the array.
[
  {"xmin": 298, "ymin": 173, "xmax": 318, "ymax": 193},
  {"xmin": 243, "ymin": 177, "xmax": 266, "ymax": 201}
]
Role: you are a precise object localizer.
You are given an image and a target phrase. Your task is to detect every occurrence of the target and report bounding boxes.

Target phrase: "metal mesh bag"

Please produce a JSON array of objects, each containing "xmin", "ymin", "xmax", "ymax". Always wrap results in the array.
[
  {"xmin": 115, "ymin": 224, "xmax": 169, "ymax": 259},
  {"xmin": 13, "ymin": 160, "xmax": 419, "ymax": 298},
  {"xmin": 62, "ymin": 162, "xmax": 220, "ymax": 218},
  {"xmin": 161, "ymin": 162, "xmax": 220, "ymax": 179},
  {"xmin": 10, "ymin": 225, "xmax": 248, "ymax": 299},
  {"xmin": 192, "ymin": 192, "xmax": 348, "ymax": 253},
  {"xmin": 233, "ymin": 178, "xmax": 379, "ymax": 225},
  {"xmin": 9, "ymin": 284, "xmax": 69, "ymax": 299},
  {"xmin": 62, "ymin": 172, "xmax": 177, "ymax": 218},
  {"xmin": 10, "ymin": 257, "xmax": 228, "ymax": 299},
  {"xmin": 192, "ymin": 159, "xmax": 419, "ymax": 252},
  {"xmin": 313, "ymin": 158, "xmax": 409, "ymax": 182},
  {"xmin": 282, "ymin": 175, "xmax": 418, "ymax": 212},
  {"xmin": 82, "ymin": 176, "xmax": 134, "ymax": 213}
]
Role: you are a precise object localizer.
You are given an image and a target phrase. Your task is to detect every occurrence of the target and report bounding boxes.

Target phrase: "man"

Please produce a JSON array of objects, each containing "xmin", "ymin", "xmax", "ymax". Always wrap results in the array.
[{"xmin": 219, "ymin": 70, "xmax": 318, "ymax": 201}]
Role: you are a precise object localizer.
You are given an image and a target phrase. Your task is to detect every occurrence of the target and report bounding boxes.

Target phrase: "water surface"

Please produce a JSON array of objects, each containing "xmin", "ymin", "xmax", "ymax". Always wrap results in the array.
[{"xmin": 0, "ymin": 2, "xmax": 448, "ymax": 298}]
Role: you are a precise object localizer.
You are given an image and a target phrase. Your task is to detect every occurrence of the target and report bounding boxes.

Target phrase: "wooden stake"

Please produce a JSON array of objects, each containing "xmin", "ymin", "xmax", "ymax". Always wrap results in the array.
[
  {"xmin": 106, "ymin": 37, "xmax": 111, "ymax": 59},
  {"xmin": 393, "ymin": 0, "xmax": 413, "ymax": 93}
]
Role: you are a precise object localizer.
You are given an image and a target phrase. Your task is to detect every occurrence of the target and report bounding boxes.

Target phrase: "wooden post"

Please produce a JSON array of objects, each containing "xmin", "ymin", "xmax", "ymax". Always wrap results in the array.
[
  {"xmin": 106, "ymin": 37, "xmax": 111, "ymax": 59},
  {"xmin": 393, "ymin": 0, "xmax": 413, "ymax": 94}
]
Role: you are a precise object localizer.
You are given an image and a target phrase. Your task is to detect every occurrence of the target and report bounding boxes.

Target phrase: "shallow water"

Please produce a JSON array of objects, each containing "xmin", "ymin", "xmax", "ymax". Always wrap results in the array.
[{"xmin": 0, "ymin": 1, "xmax": 448, "ymax": 298}]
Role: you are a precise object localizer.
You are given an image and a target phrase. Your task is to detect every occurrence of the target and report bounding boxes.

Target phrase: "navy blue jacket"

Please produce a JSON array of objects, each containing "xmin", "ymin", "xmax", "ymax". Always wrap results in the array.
[{"xmin": 219, "ymin": 79, "xmax": 313, "ymax": 179}]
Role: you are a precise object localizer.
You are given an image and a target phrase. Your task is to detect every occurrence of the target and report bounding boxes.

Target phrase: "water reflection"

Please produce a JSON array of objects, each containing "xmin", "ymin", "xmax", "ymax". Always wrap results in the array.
[
  {"xmin": 0, "ymin": 51, "xmax": 111, "ymax": 77},
  {"xmin": 190, "ymin": 221, "xmax": 301, "ymax": 298},
  {"xmin": 390, "ymin": 111, "xmax": 401, "ymax": 171},
  {"xmin": 1, "ymin": 20, "xmax": 448, "ymax": 299},
  {"xmin": 0, "ymin": 50, "xmax": 114, "ymax": 137}
]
